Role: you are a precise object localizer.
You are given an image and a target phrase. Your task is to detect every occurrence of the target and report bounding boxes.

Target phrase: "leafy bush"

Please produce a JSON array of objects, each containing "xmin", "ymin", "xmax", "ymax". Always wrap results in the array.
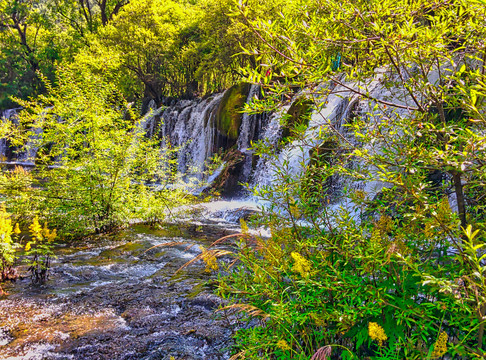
[
  {"xmin": 1, "ymin": 66, "xmax": 191, "ymax": 237},
  {"xmin": 24, "ymin": 216, "xmax": 56, "ymax": 284},
  {"xmin": 218, "ymin": 198, "xmax": 486, "ymax": 358},
  {"xmin": 0, "ymin": 206, "xmax": 20, "ymax": 283},
  {"xmin": 0, "ymin": 207, "xmax": 56, "ymax": 286},
  {"xmin": 215, "ymin": 0, "xmax": 486, "ymax": 358}
]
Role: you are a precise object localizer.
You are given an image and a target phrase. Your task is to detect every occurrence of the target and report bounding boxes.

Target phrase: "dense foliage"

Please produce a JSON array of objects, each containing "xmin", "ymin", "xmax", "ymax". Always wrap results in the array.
[
  {"xmin": 0, "ymin": 206, "xmax": 55, "ymax": 288},
  {"xmin": 0, "ymin": 0, "xmax": 283, "ymax": 105},
  {"xmin": 208, "ymin": 0, "xmax": 486, "ymax": 359},
  {"xmin": 1, "ymin": 66, "xmax": 195, "ymax": 237},
  {"xmin": 1, "ymin": 0, "xmax": 486, "ymax": 359},
  {"xmin": 0, "ymin": 206, "xmax": 19, "ymax": 285}
]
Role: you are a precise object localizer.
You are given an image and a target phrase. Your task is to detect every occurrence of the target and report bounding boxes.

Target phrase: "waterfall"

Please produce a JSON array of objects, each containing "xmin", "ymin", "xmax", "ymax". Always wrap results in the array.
[
  {"xmin": 145, "ymin": 83, "xmax": 362, "ymax": 198},
  {"xmin": 0, "ymin": 108, "xmax": 32, "ymax": 163},
  {"xmin": 17, "ymin": 125, "xmax": 42, "ymax": 165},
  {"xmin": 243, "ymin": 76, "xmax": 406, "ymax": 223},
  {"xmin": 160, "ymin": 94, "xmax": 223, "ymax": 179},
  {"xmin": 249, "ymin": 111, "xmax": 285, "ymax": 189},
  {"xmin": 236, "ymin": 84, "xmax": 261, "ymax": 152},
  {"xmin": 157, "ymin": 84, "xmax": 267, "ymax": 192},
  {"xmin": 0, "ymin": 109, "xmax": 12, "ymax": 160},
  {"xmin": 0, "ymin": 77, "xmax": 399, "ymax": 207},
  {"xmin": 235, "ymin": 85, "xmax": 269, "ymax": 185}
]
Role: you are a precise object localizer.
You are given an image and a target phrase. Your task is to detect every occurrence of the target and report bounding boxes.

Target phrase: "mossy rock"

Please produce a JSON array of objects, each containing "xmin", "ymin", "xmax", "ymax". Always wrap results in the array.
[
  {"xmin": 215, "ymin": 83, "xmax": 251, "ymax": 141},
  {"xmin": 281, "ymin": 98, "xmax": 314, "ymax": 142},
  {"xmin": 205, "ymin": 148, "xmax": 246, "ymax": 196}
]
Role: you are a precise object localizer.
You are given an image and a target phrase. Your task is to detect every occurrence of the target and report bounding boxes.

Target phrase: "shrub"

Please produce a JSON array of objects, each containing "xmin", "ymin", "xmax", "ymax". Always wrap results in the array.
[
  {"xmin": 24, "ymin": 216, "xmax": 56, "ymax": 284},
  {"xmin": 216, "ymin": 0, "xmax": 486, "ymax": 358},
  {"xmin": 4, "ymin": 66, "xmax": 189, "ymax": 237},
  {"xmin": 0, "ymin": 206, "xmax": 19, "ymax": 282}
]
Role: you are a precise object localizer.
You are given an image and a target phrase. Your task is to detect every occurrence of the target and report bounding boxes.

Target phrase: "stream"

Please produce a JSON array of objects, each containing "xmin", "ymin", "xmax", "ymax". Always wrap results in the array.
[{"xmin": 0, "ymin": 201, "xmax": 261, "ymax": 360}]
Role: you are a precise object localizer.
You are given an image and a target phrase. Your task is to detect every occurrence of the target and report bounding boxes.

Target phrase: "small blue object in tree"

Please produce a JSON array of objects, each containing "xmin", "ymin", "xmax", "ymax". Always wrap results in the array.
[{"xmin": 331, "ymin": 53, "xmax": 341, "ymax": 71}]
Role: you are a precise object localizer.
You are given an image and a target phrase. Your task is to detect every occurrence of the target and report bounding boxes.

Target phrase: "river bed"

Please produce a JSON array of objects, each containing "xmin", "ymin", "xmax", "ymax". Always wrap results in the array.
[{"xmin": 0, "ymin": 217, "xmax": 248, "ymax": 360}]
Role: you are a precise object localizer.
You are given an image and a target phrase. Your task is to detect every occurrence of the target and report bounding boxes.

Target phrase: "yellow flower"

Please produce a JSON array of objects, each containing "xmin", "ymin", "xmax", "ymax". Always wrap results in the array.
[
  {"xmin": 42, "ymin": 223, "xmax": 57, "ymax": 243},
  {"xmin": 431, "ymin": 331, "xmax": 448, "ymax": 358},
  {"xmin": 14, "ymin": 223, "xmax": 21, "ymax": 235},
  {"xmin": 43, "ymin": 222, "xmax": 50, "ymax": 237},
  {"xmin": 276, "ymin": 339, "xmax": 291, "ymax": 351},
  {"xmin": 368, "ymin": 322, "xmax": 388, "ymax": 346},
  {"xmin": 29, "ymin": 216, "xmax": 43, "ymax": 241},
  {"xmin": 291, "ymin": 252, "xmax": 312, "ymax": 277},
  {"xmin": 47, "ymin": 228, "xmax": 57, "ymax": 243},
  {"xmin": 0, "ymin": 206, "xmax": 13, "ymax": 244},
  {"xmin": 25, "ymin": 242, "xmax": 31, "ymax": 252}
]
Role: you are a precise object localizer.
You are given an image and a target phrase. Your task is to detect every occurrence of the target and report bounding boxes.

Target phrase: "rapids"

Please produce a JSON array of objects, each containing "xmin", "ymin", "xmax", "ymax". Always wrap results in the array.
[{"xmin": 0, "ymin": 206, "xmax": 262, "ymax": 360}]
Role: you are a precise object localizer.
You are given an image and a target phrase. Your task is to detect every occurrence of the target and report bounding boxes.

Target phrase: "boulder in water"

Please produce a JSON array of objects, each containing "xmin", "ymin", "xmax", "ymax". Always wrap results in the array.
[{"xmin": 206, "ymin": 149, "xmax": 246, "ymax": 197}]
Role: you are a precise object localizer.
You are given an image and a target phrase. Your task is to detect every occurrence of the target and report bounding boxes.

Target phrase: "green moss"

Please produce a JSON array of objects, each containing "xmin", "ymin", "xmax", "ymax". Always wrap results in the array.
[
  {"xmin": 281, "ymin": 98, "xmax": 314, "ymax": 141},
  {"xmin": 309, "ymin": 139, "xmax": 339, "ymax": 167},
  {"xmin": 215, "ymin": 83, "xmax": 251, "ymax": 140}
]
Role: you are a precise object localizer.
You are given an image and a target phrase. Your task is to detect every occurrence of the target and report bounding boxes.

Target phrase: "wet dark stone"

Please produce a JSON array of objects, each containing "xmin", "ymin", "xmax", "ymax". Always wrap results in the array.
[{"xmin": 0, "ymin": 225, "xmax": 237, "ymax": 360}]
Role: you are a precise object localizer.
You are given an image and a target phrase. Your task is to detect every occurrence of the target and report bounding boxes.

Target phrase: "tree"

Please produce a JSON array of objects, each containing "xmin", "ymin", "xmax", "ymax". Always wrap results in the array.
[
  {"xmin": 0, "ymin": 0, "xmax": 82, "ymax": 107},
  {"xmin": 0, "ymin": 0, "xmax": 41, "ymax": 71},
  {"xmin": 4, "ymin": 65, "xmax": 189, "ymax": 237},
  {"xmin": 49, "ymin": 0, "xmax": 128, "ymax": 37},
  {"xmin": 100, "ymin": 0, "xmax": 194, "ymax": 101},
  {"xmin": 216, "ymin": 0, "xmax": 486, "ymax": 358},
  {"xmin": 97, "ymin": 0, "xmax": 287, "ymax": 101},
  {"xmin": 0, "ymin": 0, "xmax": 45, "ymax": 105}
]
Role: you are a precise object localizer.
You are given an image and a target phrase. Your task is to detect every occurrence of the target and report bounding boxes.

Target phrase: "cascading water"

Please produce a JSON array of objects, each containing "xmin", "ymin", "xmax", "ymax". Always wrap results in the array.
[
  {"xmin": 0, "ymin": 108, "xmax": 19, "ymax": 162},
  {"xmin": 159, "ymin": 94, "xmax": 223, "ymax": 179},
  {"xmin": 235, "ymin": 85, "xmax": 266, "ymax": 185},
  {"xmin": 248, "ymin": 111, "xmax": 285, "ymax": 189},
  {"xmin": 155, "ymin": 84, "xmax": 269, "ymax": 193},
  {"xmin": 0, "ymin": 78, "xmax": 403, "ymax": 219},
  {"xmin": 0, "ymin": 107, "xmax": 42, "ymax": 165},
  {"xmin": 251, "ymin": 89, "xmax": 357, "ymax": 191},
  {"xmin": 0, "ymin": 225, "xmax": 237, "ymax": 360}
]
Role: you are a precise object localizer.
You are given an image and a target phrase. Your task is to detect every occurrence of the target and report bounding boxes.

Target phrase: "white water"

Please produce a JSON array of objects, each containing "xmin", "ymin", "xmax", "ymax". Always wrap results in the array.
[
  {"xmin": 160, "ymin": 94, "xmax": 223, "ymax": 179},
  {"xmin": 0, "ymin": 108, "xmax": 42, "ymax": 164},
  {"xmin": 0, "ymin": 109, "xmax": 18, "ymax": 161},
  {"xmin": 0, "ymin": 75, "xmax": 412, "ymax": 221}
]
